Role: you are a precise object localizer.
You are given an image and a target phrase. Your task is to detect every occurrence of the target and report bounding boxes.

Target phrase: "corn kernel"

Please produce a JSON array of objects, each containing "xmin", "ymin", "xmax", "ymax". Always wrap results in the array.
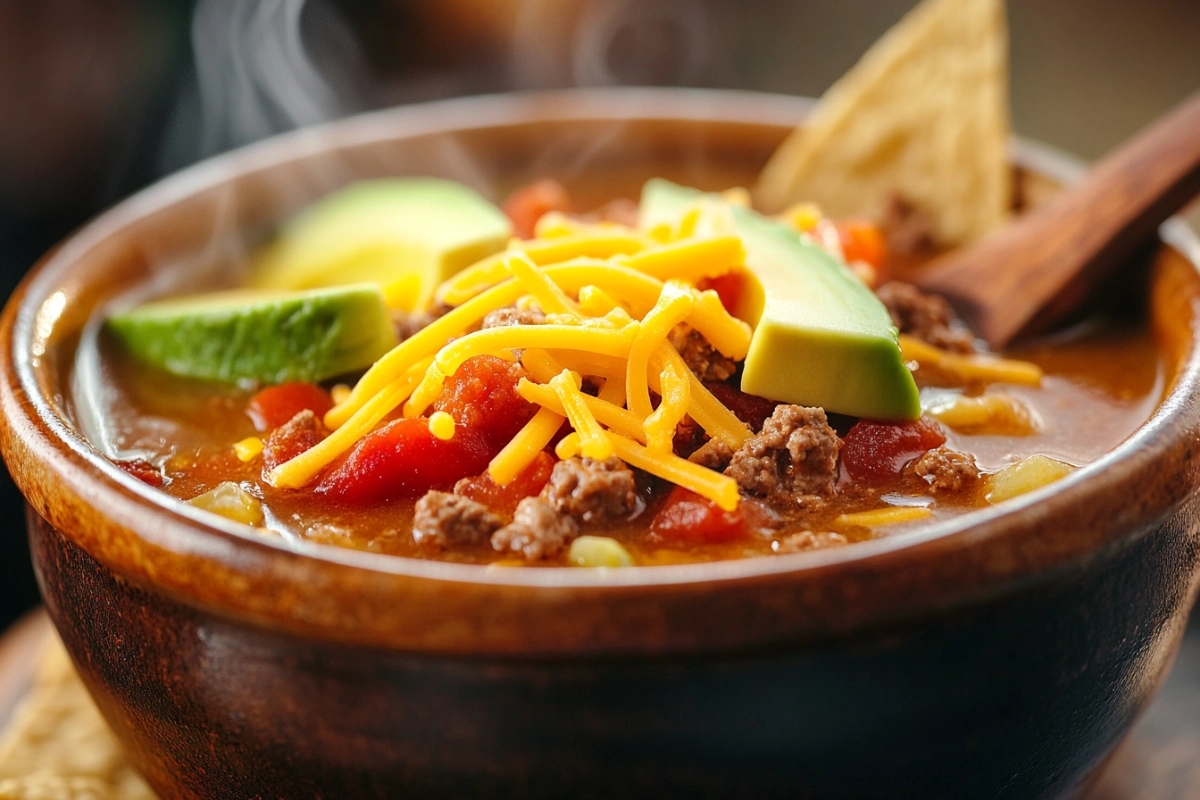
[
  {"xmin": 188, "ymin": 482, "xmax": 264, "ymax": 527},
  {"xmin": 568, "ymin": 536, "xmax": 635, "ymax": 568},
  {"xmin": 233, "ymin": 437, "xmax": 263, "ymax": 462},
  {"xmin": 986, "ymin": 455, "xmax": 1074, "ymax": 503}
]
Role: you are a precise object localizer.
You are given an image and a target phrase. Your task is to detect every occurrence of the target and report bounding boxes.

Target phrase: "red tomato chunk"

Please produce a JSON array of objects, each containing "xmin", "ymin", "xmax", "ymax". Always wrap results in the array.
[
  {"xmin": 649, "ymin": 486, "xmax": 776, "ymax": 544},
  {"xmin": 246, "ymin": 382, "xmax": 333, "ymax": 432},
  {"xmin": 432, "ymin": 356, "xmax": 537, "ymax": 451},
  {"xmin": 704, "ymin": 382, "xmax": 779, "ymax": 433},
  {"xmin": 115, "ymin": 458, "xmax": 164, "ymax": 487},
  {"xmin": 841, "ymin": 418, "xmax": 946, "ymax": 484},
  {"xmin": 502, "ymin": 179, "xmax": 571, "ymax": 239},
  {"xmin": 836, "ymin": 219, "xmax": 888, "ymax": 271},
  {"xmin": 316, "ymin": 418, "xmax": 491, "ymax": 504},
  {"xmin": 455, "ymin": 451, "xmax": 555, "ymax": 516}
]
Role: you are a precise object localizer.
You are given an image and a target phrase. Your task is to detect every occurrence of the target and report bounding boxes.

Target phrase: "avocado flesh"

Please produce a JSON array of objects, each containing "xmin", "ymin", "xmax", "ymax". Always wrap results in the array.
[
  {"xmin": 107, "ymin": 284, "xmax": 398, "ymax": 385},
  {"xmin": 640, "ymin": 179, "xmax": 920, "ymax": 420},
  {"xmin": 252, "ymin": 178, "xmax": 512, "ymax": 310}
]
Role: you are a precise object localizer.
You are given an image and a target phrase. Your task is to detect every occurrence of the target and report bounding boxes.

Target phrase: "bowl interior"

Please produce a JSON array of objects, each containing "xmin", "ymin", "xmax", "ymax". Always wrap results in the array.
[{"xmin": 7, "ymin": 88, "xmax": 1200, "ymax": 654}]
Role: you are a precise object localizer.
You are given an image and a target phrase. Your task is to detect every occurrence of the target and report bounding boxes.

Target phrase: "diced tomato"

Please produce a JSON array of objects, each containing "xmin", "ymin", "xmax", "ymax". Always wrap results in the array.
[
  {"xmin": 704, "ymin": 381, "xmax": 779, "ymax": 432},
  {"xmin": 649, "ymin": 486, "xmax": 776, "ymax": 544},
  {"xmin": 836, "ymin": 219, "xmax": 889, "ymax": 286},
  {"xmin": 432, "ymin": 356, "xmax": 537, "ymax": 451},
  {"xmin": 246, "ymin": 383, "xmax": 333, "ymax": 432},
  {"xmin": 502, "ymin": 180, "xmax": 572, "ymax": 239},
  {"xmin": 455, "ymin": 451, "xmax": 556, "ymax": 516},
  {"xmin": 262, "ymin": 414, "xmax": 326, "ymax": 472},
  {"xmin": 115, "ymin": 458, "xmax": 164, "ymax": 487},
  {"xmin": 841, "ymin": 418, "xmax": 946, "ymax": 484},
  {"xmin": 316, "ymin": 418, "xmax": 491, "ymax": 504}
]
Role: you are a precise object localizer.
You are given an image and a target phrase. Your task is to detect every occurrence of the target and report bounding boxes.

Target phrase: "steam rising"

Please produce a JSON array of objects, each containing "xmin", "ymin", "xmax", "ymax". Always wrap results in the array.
[{"xmin": 161, "ymin": 0, "xmax": 363, "ymax": 169}]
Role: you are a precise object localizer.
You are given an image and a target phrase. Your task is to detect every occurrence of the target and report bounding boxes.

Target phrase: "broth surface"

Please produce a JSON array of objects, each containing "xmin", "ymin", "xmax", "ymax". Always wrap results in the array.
[{"xmin": 76, "ymin": 315, "xmax": 1163, "ymax": 566}]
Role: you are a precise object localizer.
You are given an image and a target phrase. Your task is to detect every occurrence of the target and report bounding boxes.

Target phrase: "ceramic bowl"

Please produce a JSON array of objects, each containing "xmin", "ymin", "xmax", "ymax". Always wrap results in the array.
[{"xmin": 2, "ymin": 89, "xmax": 1199, "ymax": 800}]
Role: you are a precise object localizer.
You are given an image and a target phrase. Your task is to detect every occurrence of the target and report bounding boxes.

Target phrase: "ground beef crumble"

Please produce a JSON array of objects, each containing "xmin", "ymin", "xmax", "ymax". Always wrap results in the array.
[
  {"xmin": 262, "ymin": 410, "xmax": 327, "ymax": 472},
  {"xmin": 412, "ymin": 491, "xmax": 504, "ymax": 549},
  {"xmin": 670, "ymin": 326, "xmax": 737, "ymax": 382},
  {"xmin": 774, "ymin": 530, "xmax": 848, "ymax": 553},
  {"xmin": 688, "ymin": 438, "xmax": 733, "ymax": 471},
  {"xmin": 491, "ymin": 496, "xmax": 579, "ymax": 561},
  {"xmin": 541, "ymin": 456, "xmax": 638, "ymax": 523},
  {"xmin": 725, "ymin": 405, "xmax": 840, "ymax": 507},
  {"xmin": 875, "ymin": 280, "xmax": 976, "ymax": 353},
  {"xmin": 481, "ymin": 306, "xmax": 546, "ymax": 329},
  {"xmin": 392, "ymin": 303, "xmax": 450, "ymax": 342},
  {"xmin": 912, "ymin": 447, "xmax": 980, "ymax": 494}
]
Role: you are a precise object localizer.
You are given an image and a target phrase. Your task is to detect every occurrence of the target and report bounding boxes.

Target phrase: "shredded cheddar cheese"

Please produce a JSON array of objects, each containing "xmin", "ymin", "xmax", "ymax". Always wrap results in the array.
[
  {"xmin": 607, "ymin": 431, "xmax": 740, "ymax": 512},
  {"xmin": 550, "ymin": 370, "xmax": 613, "ymax": 460},
  {"xmin": 899, "ymin": 335, "xmax": 1043, "ymax": 386},
  {"xmin": 488, "ymin": 406, "xmax": 564, "ymax": 486},
  {"xmin": 506, "ymin": 252, "xmax": 580, "ymax": 316},
  {"xmin": 644, "ymin": 357, "xmax": 690, "ymax": 451},
  {"xmin": 620, "ymin": 236, "xmax": 745, "ymax": 283},
  {"xmin": 626, "ymin": 281, "xmax": 694, "ymax": 420},
  {"xmin": 687, "ymin": 288, "xmax": 752, "ymax": 360},
  {"xmin": 517, "ymin": 378, "xmax": 647, "ymax": 443},
  {"xmin": 835, "ymin": 506, "xmax": 932, "ymax": 527},
  {"xmin": 268, "ymin": 218, "xmax": 768, "ymax": 510}
]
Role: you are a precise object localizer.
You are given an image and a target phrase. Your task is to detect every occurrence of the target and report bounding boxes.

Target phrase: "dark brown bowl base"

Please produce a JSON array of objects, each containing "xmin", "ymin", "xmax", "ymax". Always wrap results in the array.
[{"xmin": 32, "ymin": 500, "xmax": 1200, "ymax": 800}]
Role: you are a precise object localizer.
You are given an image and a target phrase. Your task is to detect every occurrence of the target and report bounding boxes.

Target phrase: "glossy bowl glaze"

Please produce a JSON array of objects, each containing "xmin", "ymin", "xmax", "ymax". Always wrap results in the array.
[{"xmin": 2, "ymin": 89, "xmax": 1200, "ymax": 800}]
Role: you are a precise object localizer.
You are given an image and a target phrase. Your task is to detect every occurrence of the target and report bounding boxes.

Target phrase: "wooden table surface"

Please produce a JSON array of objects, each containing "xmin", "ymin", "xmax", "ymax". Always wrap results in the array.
[{"xmin": 0, "ymin": 609, "xmax": 1196, "ymax": 797}]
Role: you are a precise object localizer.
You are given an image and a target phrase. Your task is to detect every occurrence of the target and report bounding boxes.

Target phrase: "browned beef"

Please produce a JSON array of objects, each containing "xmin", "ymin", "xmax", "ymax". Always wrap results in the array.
[
  {"xmin": 774, "ymin": 530, "xmax": 848, "ymax": 553},
  {"xmin": 688, "ymin": 438, "xmax": 733, "ymax": 471},
  {"xmin": 881, "ymin": 193, "xmax": 937, "ymax": 256},
  {"xmin": 481, "ymin": 306, "xmax": 546, "ymax": 329},
  {"xmin": 262, "ymin": 410, "xmax": 326, "ymax": 472},
  {"xmin": 725, "ymin": 405, "xmax": 840, "ymax": 507},
  {"xmin": 392, "ymin": 303, "xmax": 450, "ymax": 342},
  {"xmin": 670, "ymin": 326, "xmax": 737, "ymax": 382},
  {"xmin": 875, "ymin": 280, "xmax": 976, "ymax": 353},
  {"xmin": 491, "ymin": 496, "xmax": 579, "ymax": 561},
  {"xmin": 912, "ymin": 447, "xmax": 980, "ymax": 494},
  {"xmin": 412, "ymin": 490, "xmax": 504, "ymax": 549},
  {"xmin": 672, "ymin": 414, "xmax": 706, "ymax": 458},
  {"xmin": 541, "ymin": 456, "xmax": 638, "ymax": 523}
]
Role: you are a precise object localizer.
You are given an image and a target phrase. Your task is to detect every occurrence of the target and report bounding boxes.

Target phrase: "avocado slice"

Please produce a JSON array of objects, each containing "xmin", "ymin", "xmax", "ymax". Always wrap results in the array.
[
  {"xmin": 252, "ymin": 178, "xmax": 512, "ymax": 310},
  {"xmin": 640, "ymin": 179, "xmax": 919, "ymax": 420},
  {"xmin": 107, "ymin": 284, "xmax": 397, "ymax": 385}
]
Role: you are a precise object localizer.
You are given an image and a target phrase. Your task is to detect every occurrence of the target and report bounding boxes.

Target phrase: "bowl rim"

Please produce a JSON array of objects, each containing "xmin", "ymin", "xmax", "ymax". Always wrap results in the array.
[{"xmin": 4, "ymin": 87, "xmax": 1200, "ymax": 650}]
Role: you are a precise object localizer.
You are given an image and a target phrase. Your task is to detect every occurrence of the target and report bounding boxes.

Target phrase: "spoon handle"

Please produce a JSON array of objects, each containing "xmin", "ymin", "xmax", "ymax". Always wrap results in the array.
[{"xmin": 917, "ymin": 90, "xmax": 1200, "ymax": 349}]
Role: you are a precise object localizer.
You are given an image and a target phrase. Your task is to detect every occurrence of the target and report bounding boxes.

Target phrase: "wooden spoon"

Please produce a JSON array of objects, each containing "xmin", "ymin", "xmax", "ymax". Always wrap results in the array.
[{"xmin": 914, "ymin": 90, "xmax": 1200, "ymax": 350}]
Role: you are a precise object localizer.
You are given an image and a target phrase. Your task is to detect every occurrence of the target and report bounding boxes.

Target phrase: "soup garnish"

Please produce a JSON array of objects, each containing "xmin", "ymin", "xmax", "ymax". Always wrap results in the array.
[{"xmin": 92, "ymin": 175, "xmax": 1162, "ymax": 567}]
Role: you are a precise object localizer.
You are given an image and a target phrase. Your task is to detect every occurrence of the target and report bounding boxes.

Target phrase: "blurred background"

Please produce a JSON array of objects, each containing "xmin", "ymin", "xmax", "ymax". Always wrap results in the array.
[{"xmin": 0, "ymin": 0, "xmax": 1198, "ymax": 628}]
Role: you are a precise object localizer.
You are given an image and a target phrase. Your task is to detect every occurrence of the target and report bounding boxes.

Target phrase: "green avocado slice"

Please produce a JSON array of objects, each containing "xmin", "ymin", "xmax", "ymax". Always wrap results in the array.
[
  {"xmin": 107, "ymin": 284, "xmax": 398, "ymax": 385},
  {"xmin": 252, "ymin": 178, "xmax": 512, "ymax": 310},
  {"xmin": 639, "ymin": 179, "xmax": 920, "ymax": 420}
]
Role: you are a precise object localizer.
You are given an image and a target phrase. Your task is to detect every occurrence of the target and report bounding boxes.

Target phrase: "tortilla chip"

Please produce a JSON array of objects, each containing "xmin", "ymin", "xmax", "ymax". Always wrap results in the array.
[{"xmin": 756, "ymin": 0, "xmax": 1010, "ymax": 245}]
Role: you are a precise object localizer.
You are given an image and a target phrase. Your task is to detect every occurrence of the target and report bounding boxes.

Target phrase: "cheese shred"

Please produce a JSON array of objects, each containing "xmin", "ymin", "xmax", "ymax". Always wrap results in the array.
[{"xmin": 273, "ymin": 220, "xmax": 763, "ymax": 511}]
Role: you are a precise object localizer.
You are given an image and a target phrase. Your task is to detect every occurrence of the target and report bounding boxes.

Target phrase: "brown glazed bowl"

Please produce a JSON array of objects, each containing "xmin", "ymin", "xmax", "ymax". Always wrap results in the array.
[{"xmin": 2, "ymin": 89, "xmax": 1200, "ymax": 800}]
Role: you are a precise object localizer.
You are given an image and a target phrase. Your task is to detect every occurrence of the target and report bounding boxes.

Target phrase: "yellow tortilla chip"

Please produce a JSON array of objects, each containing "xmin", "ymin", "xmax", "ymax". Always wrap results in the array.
[{"xmin": 756, "ymin": 0, "xmax": 1010, "ymax": 245}]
